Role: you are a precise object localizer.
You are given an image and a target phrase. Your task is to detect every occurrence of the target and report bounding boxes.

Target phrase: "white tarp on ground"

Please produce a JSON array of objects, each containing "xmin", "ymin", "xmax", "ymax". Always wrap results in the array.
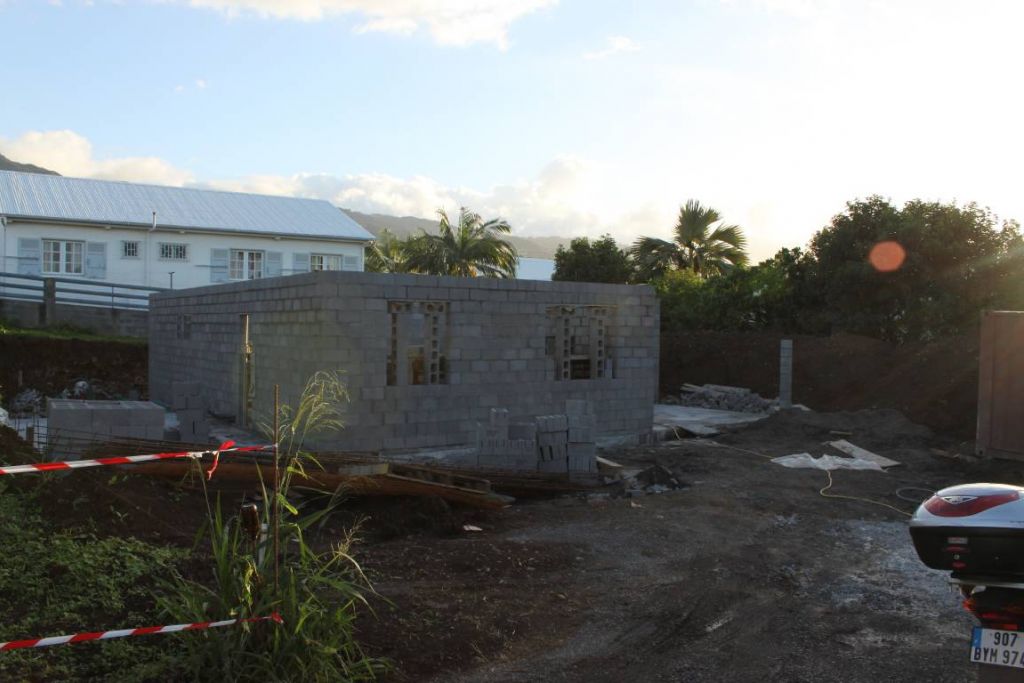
[{"xmin": 771, "ymin": 453, "xmax": 885, "ymax": 472}]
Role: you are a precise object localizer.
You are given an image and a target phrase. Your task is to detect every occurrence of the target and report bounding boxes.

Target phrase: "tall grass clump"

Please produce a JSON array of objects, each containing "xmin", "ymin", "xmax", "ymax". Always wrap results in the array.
[{"xmin": 159, "ymin": 371, "xmax": 384, "ymax": 682}]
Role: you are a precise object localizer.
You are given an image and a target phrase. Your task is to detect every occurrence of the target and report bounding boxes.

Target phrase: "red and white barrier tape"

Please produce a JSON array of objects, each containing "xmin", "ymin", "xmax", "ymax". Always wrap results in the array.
[
  {"xmin": 0, "ymin": 441, "xmax": 269, "ymax": 477},
  {"xmin": 0, "ymin": 613, "xmax": 283, "ymax": 651}
]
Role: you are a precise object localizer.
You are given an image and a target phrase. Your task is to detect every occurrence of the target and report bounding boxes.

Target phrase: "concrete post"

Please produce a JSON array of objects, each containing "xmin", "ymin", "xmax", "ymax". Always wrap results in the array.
[
  {"xmin": 779, "ymin": 339, "xmax": 793, "ymax": 408},
  {"xmin": 42, "ymin": 278, "xmax": 56, "ymax": 326}
]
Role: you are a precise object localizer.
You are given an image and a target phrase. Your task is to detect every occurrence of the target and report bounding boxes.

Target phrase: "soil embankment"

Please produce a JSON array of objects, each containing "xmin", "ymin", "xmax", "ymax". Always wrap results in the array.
[
  {"xmin": 0, "ymin": 335, "xmax": 148, "ymax": 404},
  {"xmin": 661, "ymin": 331, "xmax": 979, "ymax": 438}
]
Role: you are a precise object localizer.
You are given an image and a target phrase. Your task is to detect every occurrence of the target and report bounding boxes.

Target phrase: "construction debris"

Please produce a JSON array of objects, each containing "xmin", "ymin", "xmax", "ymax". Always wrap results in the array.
[
  {"xmin": 595, "ymin": 456, "xmax": 623, "ymax": 474},
  {"xmin": 826, "ymin": 439, "xmax": 901, "ymax": 468},
  {"xmin": 771, "ymin": 453, "xmax": 884, "ymax": 471},
  {"xmin": 130, "ymin": 454, "xmax": 515, "ymax": 510},
  {"xmin": 679, "ymin": 384, "xmax": 778, "ymax": 414},
  {"xmin": 10, "ymin": 389, "xmax": 43, "ymax": 415},
  {"xmin": 611, "ymin": 464, "xmax": 689, "ymax": 496}
]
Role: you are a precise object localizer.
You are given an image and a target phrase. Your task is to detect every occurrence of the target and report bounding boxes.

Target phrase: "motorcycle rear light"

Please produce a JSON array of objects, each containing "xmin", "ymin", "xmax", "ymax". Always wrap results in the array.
[{"xmin": 924, "ymin": 491, "xmax": 1020, "ymax": 517}]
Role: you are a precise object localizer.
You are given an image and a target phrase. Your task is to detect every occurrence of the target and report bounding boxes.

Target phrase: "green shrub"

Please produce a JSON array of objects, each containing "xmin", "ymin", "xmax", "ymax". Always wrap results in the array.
[{"xmin": 0, "ymin": 485, "xmax": 185, "ymax": 682}]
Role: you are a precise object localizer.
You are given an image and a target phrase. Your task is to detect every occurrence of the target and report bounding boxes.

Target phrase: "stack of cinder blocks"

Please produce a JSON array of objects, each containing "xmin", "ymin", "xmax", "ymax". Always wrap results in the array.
[
  {"xmin": 47, "ymin": 399, "xmax": 165, "ymax": 457},
  {"xmin": 475, "ymin": 408, "xmax": 537, "ymax": 470},
  {"xmin": 172, "ymin": 381, "xmax": 209, "ymax": 444},
  {"xmin": 472, "ymin": 404, "xmax": 598, "ymax": 475},
  {"xmin": 536, "ymin": 414, "xmax": 569, "ymax": 473},
  {"xmin": 566, "ymin": 399, "xmax": 597, "ymax": 474}
]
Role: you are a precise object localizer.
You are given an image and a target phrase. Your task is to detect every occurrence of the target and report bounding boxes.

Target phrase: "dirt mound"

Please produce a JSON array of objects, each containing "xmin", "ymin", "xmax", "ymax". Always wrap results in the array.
[
  {"xmin": 749, "ymin": 408, "xmax": 933, "ymax": 450},
  {"xmin": 661, "ymin": 331, "xmax": 978, "ymax": 438}
]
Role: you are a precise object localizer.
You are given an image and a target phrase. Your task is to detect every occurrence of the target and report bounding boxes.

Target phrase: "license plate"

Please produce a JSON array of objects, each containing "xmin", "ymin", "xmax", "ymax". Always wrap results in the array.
[{"xmin": 971, "ymin": 627, "xmax": 1024, "ymax": 668}]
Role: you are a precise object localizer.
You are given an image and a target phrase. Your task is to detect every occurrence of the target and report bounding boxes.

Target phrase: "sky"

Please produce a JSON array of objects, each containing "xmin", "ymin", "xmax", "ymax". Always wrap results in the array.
[{"xmin": 1, "ymin": 0, "xmax": 1022, "ymax": 260}]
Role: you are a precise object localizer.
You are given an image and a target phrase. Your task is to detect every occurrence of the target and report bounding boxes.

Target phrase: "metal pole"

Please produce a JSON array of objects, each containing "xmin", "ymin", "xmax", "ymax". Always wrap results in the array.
[
  {"xmin": 779, "ymin": 339, "xmax": 793, "ymax": 408},
  {"xmin": 273, "ymin": 384, "xmax": 280, "ymax": 600}
]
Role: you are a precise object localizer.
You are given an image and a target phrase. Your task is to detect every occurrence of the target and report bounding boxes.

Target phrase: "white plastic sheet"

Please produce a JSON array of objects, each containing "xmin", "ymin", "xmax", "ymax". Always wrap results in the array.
[{"xmin": 771, "ymin": 453, "xmax": 885, "ymax": 472}]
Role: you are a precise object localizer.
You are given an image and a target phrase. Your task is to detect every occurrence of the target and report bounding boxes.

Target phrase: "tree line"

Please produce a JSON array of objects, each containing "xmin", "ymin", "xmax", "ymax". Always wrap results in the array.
[
  {"xmin": 364, "ymin": 197, "xmax": 1023, "ymax": 344},
  {"xmin": 552, "ymin": 197, "xmax": 1024, "ymax": 343}
]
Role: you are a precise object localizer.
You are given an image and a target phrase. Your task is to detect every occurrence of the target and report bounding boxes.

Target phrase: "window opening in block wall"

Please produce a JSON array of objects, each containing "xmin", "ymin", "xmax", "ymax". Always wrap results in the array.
[
  {"xmin": 387, "ymin": 301, "xmax": 449, "ymax": 386},
  {"xmin": 176, "ymin": 314, "xmax": 192, "ymax": 340},
  {"xmin": 546, "ymin": 305, "xmax": 613, "ymax": 381}
]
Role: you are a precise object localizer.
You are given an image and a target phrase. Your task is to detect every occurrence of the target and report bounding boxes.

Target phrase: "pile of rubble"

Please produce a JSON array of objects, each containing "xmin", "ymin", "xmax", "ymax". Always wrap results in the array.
[
  {"xmin": 10, "ymin": 388, "xmax": 44, "ymax": 414},
  {"xmin": 678, "ymin": 384, "xmax": 778, "ymax": 414}
]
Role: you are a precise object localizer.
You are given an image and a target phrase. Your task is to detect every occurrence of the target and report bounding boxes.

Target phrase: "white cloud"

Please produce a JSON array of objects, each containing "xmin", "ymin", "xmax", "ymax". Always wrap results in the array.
[
  {"xmin": 0, "ymin": 129, "xmax": 754, "ymax": 255},
  {"xmin": 174, "ymin": 84, "xmax": 185, "ymax": 93},
  {"xmin": 194, "ymin": 78, "xmax": 207, "ymax": 88},
  {"xmin": 195, "ymin": 155, "xmax": 674, "ymax": 243},
  {"xmin": 181, "ymin": 0, "xmax": 557, "ymax": 48},
  {"xmin": 0, "ymin": 130, "xmax": 194, "ymax": 186},
  {"xmin": 582, "ymin": 35, "xmax": 640, "ymax": 60}
]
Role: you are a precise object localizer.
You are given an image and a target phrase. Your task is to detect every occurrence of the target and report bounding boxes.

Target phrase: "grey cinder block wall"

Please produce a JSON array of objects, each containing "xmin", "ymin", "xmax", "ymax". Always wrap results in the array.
[{"xmin": 148, "ymin": 271, "xmax": 659, "ymax": 453}]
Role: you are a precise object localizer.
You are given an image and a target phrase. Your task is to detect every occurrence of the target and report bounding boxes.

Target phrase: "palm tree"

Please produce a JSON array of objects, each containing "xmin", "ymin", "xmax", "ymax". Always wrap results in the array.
[
  {"xmin": 365, "ymin": 229, "xmax": 412, "ymax": 273},
  {"xmin": 632, "ymin": 199, "xmax": 748, "ymax": 279},
  {"xmin": 405, "ymin": 207, "xmax": 518, "ymax": 278}
]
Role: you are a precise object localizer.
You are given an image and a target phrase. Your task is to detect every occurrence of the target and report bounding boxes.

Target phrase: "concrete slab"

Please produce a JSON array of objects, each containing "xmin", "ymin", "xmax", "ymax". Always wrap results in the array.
[{"xmin": 653, "ymin": 404, "xmax": 770, "ymax": 437}]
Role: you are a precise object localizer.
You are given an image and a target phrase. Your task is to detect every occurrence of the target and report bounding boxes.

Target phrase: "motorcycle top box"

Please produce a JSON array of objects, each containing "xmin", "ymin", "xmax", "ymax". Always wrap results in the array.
[{"xmin": 910, "ymin": 483, "xmax": 1024, "ymax": 577}]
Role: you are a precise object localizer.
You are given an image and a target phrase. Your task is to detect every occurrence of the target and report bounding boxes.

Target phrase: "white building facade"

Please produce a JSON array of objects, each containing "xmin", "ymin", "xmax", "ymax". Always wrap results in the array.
[{"xmin": 0, "ymin": 171, "xmax": 373, "ymax": 291}]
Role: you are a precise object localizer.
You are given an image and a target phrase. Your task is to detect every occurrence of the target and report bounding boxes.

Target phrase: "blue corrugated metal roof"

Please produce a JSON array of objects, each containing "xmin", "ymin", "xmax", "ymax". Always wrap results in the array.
[{"xmin": 0, "ymin": 170, "xmax": 374, "ymax": 242}]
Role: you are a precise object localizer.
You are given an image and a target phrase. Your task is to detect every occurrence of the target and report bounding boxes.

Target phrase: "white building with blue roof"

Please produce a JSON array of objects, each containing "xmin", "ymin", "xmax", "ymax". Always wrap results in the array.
[{"xmin": 0, "ymin": 170, "xmax": 374, "ymax": 290}]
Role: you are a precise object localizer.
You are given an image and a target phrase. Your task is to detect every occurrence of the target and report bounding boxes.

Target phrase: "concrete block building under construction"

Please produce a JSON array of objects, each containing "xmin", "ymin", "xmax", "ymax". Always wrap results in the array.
[{"xmin": 148, "ymin": 271, "xmax": 659, "ymax": 462}]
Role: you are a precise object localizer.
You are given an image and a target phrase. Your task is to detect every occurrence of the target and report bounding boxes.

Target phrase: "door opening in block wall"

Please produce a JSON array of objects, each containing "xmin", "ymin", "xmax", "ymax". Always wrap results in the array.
[{"xmin": 239, "ymin": 313, "xmax": 254, "ymax": 426}]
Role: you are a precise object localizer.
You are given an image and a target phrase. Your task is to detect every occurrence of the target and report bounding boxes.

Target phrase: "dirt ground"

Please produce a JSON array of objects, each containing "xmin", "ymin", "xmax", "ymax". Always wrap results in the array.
[
  {"xmin": 3, "ymin": 405, "xmax": 1020, "ymax": 681},
  {"xmin": 352, "ymin": 409, "xmax": 1024, "ymax": 682}
]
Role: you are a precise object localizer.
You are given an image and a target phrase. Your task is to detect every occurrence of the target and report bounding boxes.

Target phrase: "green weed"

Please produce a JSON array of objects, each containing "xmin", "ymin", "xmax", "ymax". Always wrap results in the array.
[{"xmin": 158, "ymin": 371, "xmax": 386, "ymax": 682}]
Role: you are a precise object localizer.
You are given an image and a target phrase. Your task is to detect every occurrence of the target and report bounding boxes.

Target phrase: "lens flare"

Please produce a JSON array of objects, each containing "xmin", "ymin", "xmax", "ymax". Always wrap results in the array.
[{"xmin": 869, "ymin": 240, "xmax": 906, "ymax": 272}]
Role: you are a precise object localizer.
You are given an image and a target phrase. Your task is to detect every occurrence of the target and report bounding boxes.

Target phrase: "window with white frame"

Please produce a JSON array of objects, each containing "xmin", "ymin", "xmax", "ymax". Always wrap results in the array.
[
  {"xmin": 42, "ymin": 240, "xmax": 84, "ymax": 275},
  {"xmin": 159, "ymin": 243, "xmax": 188, "ymax": 261},
  {"xmin": 230, "ymin": 249, "xmax": 264, "ymax": 280},
  {"xmin": 122, "ymin": 241, "xmax": 140, "ymax": 259},
  {"xmin": 310, "ymin": 253, "xmax": 342, "ymax": 271}
]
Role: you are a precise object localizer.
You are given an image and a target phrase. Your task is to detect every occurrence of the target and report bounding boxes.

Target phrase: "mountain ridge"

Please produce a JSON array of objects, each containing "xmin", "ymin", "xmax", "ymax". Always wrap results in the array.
[
  {"xmin": 340, "ymin": 209, "xmax": 564, "ymax": 259},
  {"xmin": 0, "ymin": 153, "xmax": 60, "ymax": 175}
]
